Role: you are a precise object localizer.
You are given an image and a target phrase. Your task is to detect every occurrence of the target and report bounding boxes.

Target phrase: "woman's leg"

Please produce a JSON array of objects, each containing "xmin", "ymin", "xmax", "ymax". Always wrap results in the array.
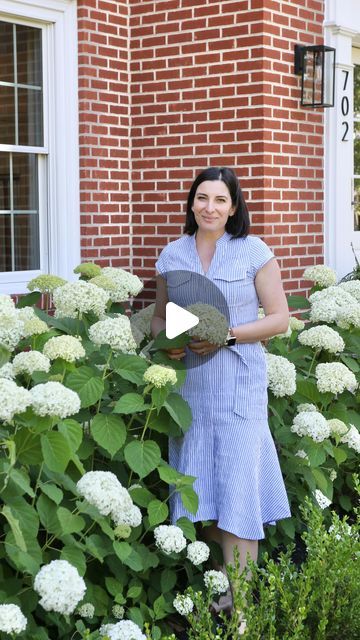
[
  {"xmin": 221, "ymin": 530, "xmax": 258, "ymax": 634},
  {"xmin": 221, "ymin": 530, "xmax": 258, "ymax": 575}
]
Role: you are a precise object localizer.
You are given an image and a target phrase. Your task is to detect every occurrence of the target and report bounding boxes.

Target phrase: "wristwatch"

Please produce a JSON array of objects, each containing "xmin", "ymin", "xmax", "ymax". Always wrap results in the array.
[{"xmin": 225, "ymin": 328, "xmax": 237, "ymax": 346}]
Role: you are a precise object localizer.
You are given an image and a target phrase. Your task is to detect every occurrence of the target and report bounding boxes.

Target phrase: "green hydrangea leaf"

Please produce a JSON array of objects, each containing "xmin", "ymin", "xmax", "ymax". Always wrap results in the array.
[
  {"xmin": 66, "ymin": 366, "xmax": 104, "ymax": 408},
  {"xmin": 90, "ymin": 414, "xmax": 126, "ymax": 457},
  {"xmin": 113, "ymin": 393, "xmax": 149, "ymax": 414},
  {"xmin": 41, "ymin": 432, "xmax": 72, "ymax": 473},
  {"xmin": 124, "ymin": 440, "xmax": 161, "ymax": 478},
  {"xmin": 147, "ymin": 500, "xmax": 168, "ymax": 527}
]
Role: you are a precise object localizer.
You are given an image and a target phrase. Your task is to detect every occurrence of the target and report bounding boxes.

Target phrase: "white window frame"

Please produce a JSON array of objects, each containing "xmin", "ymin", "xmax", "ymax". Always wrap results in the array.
[{"xmin": 0, "ymin": 0, "xmax": 79, "ymax": 294}]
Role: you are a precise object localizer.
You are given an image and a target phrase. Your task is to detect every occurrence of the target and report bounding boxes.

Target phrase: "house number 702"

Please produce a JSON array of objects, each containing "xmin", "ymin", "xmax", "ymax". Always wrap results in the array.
[{"xmin": 342, "ymin": 69, "xmax": 350, "ymax": 142}]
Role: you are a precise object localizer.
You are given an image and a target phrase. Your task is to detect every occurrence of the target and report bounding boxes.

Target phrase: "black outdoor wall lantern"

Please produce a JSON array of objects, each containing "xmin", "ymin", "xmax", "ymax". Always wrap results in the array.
[{"xmin": 294, "ymin": 44, "xmax": 336, "ymax": 108}]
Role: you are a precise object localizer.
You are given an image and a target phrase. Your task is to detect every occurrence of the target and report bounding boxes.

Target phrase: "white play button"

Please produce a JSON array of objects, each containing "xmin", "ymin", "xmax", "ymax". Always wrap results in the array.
[{"xmin": 165, "ymin": 302, "xmax": 199, "ymax": 339}]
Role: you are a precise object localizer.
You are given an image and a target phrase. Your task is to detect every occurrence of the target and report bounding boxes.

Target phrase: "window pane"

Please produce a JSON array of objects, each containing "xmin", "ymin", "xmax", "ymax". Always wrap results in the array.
[
  {"xmin": 13, "ymin": 153, "xmax": 38, "ymax": 210},
  {"xmin": 14, "ymin": 213, "xmax": 40, "ymax": 270},
  {"xmin": 18, "ymin": 88, "xmax": 43, "ymax": 146},
  {"xmin": 0, "ymin": 154, "xmax": 10, "ymax": 210},
  {"xmin": 0, "ymin": 214, "xmax": 12, "ymax": 271},
  {"xmin": 16, "ymin": 24, "xmax": 42, "ymax": 87},
  {"xmin": 354, "ymin": 122, "xmax": 360, "ymax": 176},
  {"xmin": 0, "ymin": 85, "xmax": 15, "ymax": 144},
  {"xmin": 354, "ymin": 178, "xmax": 360, "ymax": 232},
  {"xmin": 0, "ymin": 21, "xmax": 14, "ymax": 83},
  {"xmin": 354, "ymin": 65, "xmax": 360, "ymax": 118}
]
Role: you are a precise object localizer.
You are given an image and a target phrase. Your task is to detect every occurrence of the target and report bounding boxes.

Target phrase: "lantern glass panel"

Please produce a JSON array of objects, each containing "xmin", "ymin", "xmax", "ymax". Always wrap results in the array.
[{"xmin": 323, "ymin": 49, "xmax": 335, "ymax": 106}]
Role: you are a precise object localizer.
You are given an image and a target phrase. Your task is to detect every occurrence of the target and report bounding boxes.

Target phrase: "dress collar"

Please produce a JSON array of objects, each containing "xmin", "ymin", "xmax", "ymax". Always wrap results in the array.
[{"xmin": 192, "ymin": 230, "xmax": 232, "ymax": 247}]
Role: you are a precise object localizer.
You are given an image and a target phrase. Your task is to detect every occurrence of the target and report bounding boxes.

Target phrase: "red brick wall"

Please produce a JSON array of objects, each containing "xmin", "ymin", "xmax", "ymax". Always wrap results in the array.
[
  {"xmin": 129, "ymin": 0, "xmax": 325, "ymax": 294},
  {"xmin": 78, "ymin": 0, "xmax": 130, "ymax": 268}
]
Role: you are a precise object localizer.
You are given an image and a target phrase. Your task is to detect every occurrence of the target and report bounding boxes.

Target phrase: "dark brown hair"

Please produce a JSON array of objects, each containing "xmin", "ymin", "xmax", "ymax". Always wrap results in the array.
[{"xmin": 183, "ymin": 167, "xmax": 250, "ymax": 238}]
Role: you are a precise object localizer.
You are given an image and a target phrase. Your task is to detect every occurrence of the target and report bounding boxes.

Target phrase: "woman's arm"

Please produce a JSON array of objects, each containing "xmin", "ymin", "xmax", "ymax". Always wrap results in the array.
[{"xmin": 230, "ymin": 258, "xmax": 289, "ymax": 344}]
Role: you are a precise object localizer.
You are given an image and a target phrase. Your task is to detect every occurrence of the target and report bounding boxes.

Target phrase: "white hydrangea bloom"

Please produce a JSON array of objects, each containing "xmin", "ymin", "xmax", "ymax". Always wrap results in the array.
[
  {"xmin": 173, "ymin": 594, "xmax": 194, "ymax": 616},
  {"xmin": 53, "ymin": 280, "xmax": 110, "ymax": 318},
  {"xmin": 303, "ymin": 265, "xmax": 337, "ymax": 287},
  {"xmin": 89, "ymin": 316, "xmax": 137, "ymax": 354},
  {"xmin": 315, "ymin": 363, "xmax": 358, "ymax": 395},
  {"xmin": 336, "ymin": 303, "xmax": 360, "ymax": 329},
  {"xmin": 0, "ymin": 294, "xmax": 16, "ymax": 314},
  {"xmin": 0, "ymin": 379, "xmax": 32, "ymax": 422},
  {"xmin": 258, "ymin": 307, "xmax": 265, "ymax": 320},
  {"xmin": 154, "ymin": 525, "xmax": 187, "ymax": 555},
  {"xmin": 22, "ymin": 316, "xmax": 49, "ymax": 337},
  {"xmin": 12, "ymin": 351, "xmax": 51, "ymax": 376},
  {"xmin": 143, "ymin": 364, "xmax": 177, "ymax": 388},
  {"xmin": 100, "ymin": 623, "xmax": 115, "ymax": 637},
  {"xmin": 186, "ymin": 303, "xmax": 229, "ymax": 345},
  {"xmin": 131, "ymin": 303, "xmax": 155, "ymax": 337},
  {"xmin": 0, "ymin": 604, "xmax": 27, "ymax": 635},
  {"xmin": 298, "ymin": 325, "xmax": 345, "ymax": 354},
  {"xmin": 289, "ymin": 316, "xmax": 305, "ymax": 331},
  {"xmin": 327, "ymin": 418, "xmax": 348, "ymax": 436},
  {"xmin": 314, "ymin": 489, "xmax": 331, "ymax": 509},
  {"xmin": 131, "ymin": 323, "xmax": 145, "ymax": 347},
  {"xmin": 0, "ymin": 362, "xmax": 15, "ymax": 379},
  {"xmin": 338, "ymin": 279, "xmax": 360, "ymax": 302},
  {"xmin": 76, "ymin": 471, "xmax": 141, "ymax": 528},
  {"xmin": 265, "ymin": 353, "xmax": 296, "ymax": 397},
  {"xmin": 309, "ymin": 286, "xmax": 356, "ymax": 324},
  {"xmin": 28, "ymin": 274, "xmax": 67, "ymax": 293},
  {"xmin": 340, "ymin": 424, "xmax": 360, "ymax": 454},
  {"xmin": 295, "ymin": 449, "xmax": 309, "ymax": 460},
  {"xmin": 204, "ymin": 570, "xmax": 230, "ymax": 595},
  {"xmin": 16, "ymin": 306, "xmax": 48, "ymax": 337},
  {"xmin": 101, "ymin": 266, "xmax": 144, "ymax": 302},
  {"xmin": 77, "ymin": 603, "xmax": 95, "ymax": 618},
  {"xmin": 118, "ymin": 504, "xmax": 142, "ymax": 528},
  {"xmin": 105, "ymin": 620, "xmax": 146, "ymax": 640},
  {"xmin": 112, "ymin": 604, "xmax": 125, "ymax": 619},
  {"xmin": 30, "ymin": 381, "xmax": 81, "ymax": 418},
  {"xmin": 43, "ymin": 335, "xmax": 85, "ymax": 362},
  {"xmin": 0, "ymin": 298, "xmax": 24, "ymax": 352},
  {"xmin": 34, "ymin": 559, "xmax": 86, "ymax": 615},
  {"xmin": 296, "ymin": 403, "xmax": 318, "ymax": 413},
  {"xmin": 186, "ymin": 541, "xmax": 210, "ymax": 565},
  {"xmin": 291, "ymin": 411, "xmax": 331, "ymax": 442}
]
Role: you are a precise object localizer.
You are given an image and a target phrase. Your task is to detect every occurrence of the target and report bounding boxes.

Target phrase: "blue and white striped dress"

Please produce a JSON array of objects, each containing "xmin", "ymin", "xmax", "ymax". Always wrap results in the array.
[{"xmin": 155, "ymin": 231, "xmax": 291, "ymax": 540}]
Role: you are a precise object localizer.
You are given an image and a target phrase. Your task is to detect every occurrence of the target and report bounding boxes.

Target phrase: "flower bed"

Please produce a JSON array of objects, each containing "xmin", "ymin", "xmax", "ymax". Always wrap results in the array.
[{"xmin": 0, "ymin": 262, "xmax": 359, "ymax": 639}]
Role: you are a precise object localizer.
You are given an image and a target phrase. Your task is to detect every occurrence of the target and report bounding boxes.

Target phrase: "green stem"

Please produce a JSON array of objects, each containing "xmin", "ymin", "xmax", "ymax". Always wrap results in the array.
[
  {"xmin": 96, "ymin": 352, "xmax": 112, "ymax": 414},
  {"xmin": 31, "ymin": 462, "xmax": 44, "ymax": 507},
  {"xmin": 140, "ymin": 403, "xmax": 156, "ymax": 442},
  {"xmin": 307, "ymin": 349, "xmax": 320, "ymax": 378}
]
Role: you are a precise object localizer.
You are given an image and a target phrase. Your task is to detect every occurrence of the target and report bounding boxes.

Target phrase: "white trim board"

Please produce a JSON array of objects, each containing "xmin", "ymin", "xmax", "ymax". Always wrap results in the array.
[
  {"xmin": 0, "ymin": 0, "xmax": 80, "ymax": 295},
  {"xmin": 324, "ymin": 0, "xmax": 360, "ymax": 278}
]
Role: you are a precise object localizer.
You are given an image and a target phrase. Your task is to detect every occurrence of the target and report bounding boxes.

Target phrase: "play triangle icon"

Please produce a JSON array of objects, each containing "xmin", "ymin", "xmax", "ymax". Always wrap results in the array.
[{"xmin": 165, "ymin": 302, "xmax": 199, "ymax": 339}]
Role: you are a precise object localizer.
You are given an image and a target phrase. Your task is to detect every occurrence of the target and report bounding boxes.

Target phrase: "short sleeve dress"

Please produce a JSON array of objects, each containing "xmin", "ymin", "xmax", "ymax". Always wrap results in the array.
[{"xmin": 155, "ymin": 231, "xmax": 291, "ymax": 540}]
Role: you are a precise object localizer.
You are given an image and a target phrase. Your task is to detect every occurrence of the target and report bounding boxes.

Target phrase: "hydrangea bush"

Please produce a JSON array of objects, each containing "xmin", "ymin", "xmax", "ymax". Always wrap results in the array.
[
  {"xmin": 263, "ymin": 264, "xmax": 360, "ymax": 557},
  {"xmin": 0, "ymin": 265, "xmax": 205, "ymax": 639},
  {"xmin": 0, "ymin": 261, "xmax": 359, "ymax": 639}
]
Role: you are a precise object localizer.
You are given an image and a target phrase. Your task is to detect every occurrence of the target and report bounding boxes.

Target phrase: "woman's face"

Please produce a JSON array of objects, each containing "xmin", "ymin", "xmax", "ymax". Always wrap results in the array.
[{"xmin": 191, "ymin": 180, "xmax": 235, "ymax": 234}]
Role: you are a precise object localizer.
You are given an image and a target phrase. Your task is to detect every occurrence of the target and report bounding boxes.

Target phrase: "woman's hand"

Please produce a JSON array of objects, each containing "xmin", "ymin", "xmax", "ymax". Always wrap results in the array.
[
  {"xmin": 188, "ymin": 337, "xmax": 220, "ymax": 356},
  {"xmin": 163, "ymin": 347, "xmax": 187, "ymax": 360}
]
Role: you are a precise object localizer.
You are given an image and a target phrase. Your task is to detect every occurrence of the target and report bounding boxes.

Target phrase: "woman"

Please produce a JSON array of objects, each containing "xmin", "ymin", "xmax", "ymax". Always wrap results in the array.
[{"xmin": 151, "ymin": 167, "xmax": 291, "ymax": 624}]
